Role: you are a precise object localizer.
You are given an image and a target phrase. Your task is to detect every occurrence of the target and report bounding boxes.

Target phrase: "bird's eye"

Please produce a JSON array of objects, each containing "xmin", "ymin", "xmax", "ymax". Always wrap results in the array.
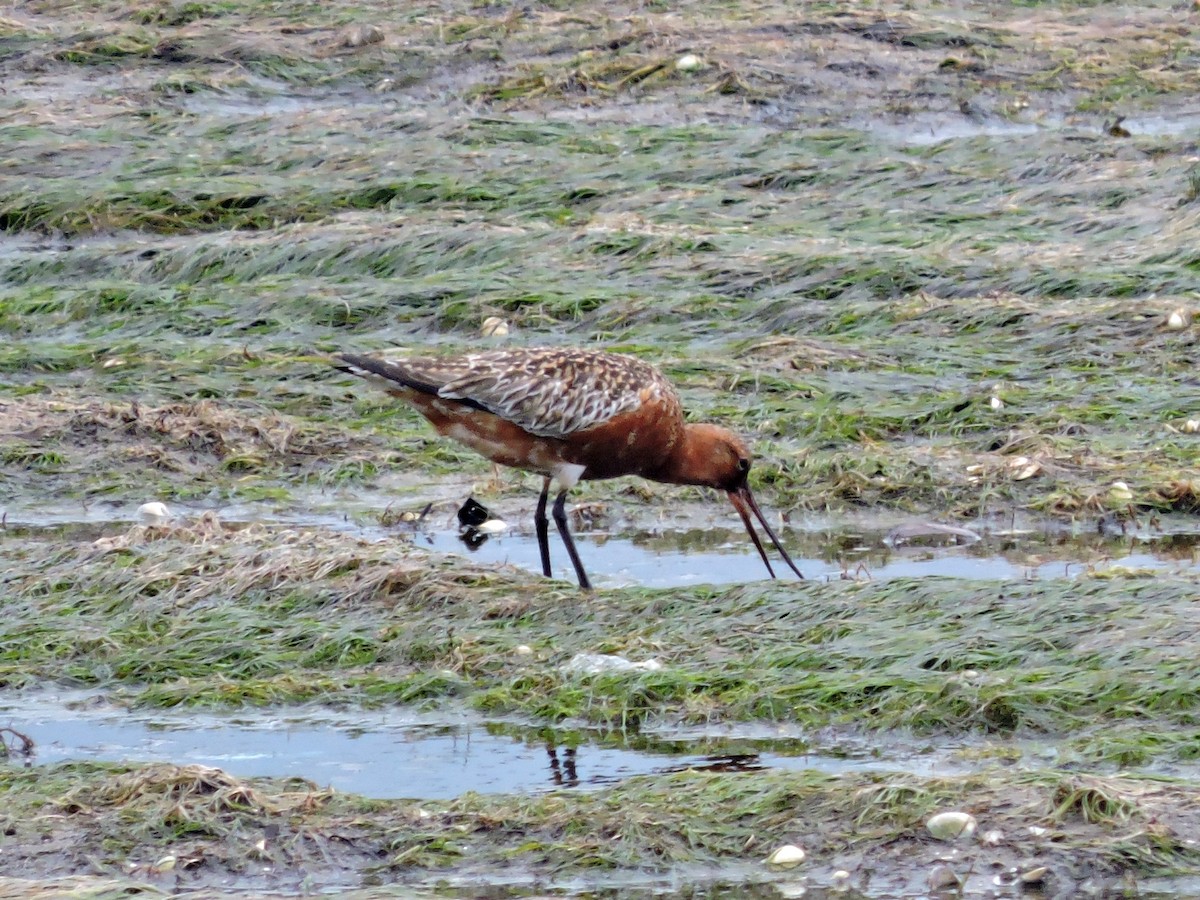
[{"xmin": 737, "ymin": 457, "xmax": 751, "ymax": 473}]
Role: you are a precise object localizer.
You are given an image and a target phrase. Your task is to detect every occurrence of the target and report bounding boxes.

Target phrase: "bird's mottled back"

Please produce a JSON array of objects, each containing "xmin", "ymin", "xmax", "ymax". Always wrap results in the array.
[{"xmin": 390, "ymin": 347, "xmax": 679, "ymax": 439}]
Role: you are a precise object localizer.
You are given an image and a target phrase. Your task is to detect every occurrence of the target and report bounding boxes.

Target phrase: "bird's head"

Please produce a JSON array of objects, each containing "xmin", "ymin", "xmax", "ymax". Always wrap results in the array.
[{"xmin": 673, "ymin": 424, "xmax": 804, "ymax": 581}]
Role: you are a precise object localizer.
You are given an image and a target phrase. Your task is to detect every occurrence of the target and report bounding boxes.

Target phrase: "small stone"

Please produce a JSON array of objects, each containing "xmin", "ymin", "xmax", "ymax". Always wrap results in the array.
[
  {"xmin": 765, "ymin": 844, "xmax": 807, "ymax": 868},
  {"xmin": 926, "ymin": 811, "xmax": 977, "ymax": 841},
  {"xmin": 980, "ymin": 828, "xmax": 1004, "ymax": 846},
  {"xmin": 514, "ymin": 644, "xmax": 533, "ymax": 655},
  {"xmin": 989, "ymin": 396, "xmax": 1003, "ymax": 410},
  {"xmin": 341, "ymin": 24, "xmax": 385, "ymax": 48}
]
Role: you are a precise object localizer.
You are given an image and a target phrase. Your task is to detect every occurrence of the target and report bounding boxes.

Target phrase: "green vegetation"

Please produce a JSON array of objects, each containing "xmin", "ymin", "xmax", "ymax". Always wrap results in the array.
[
  {"xmin": 4, "ymin": 760, "xmax": 1198, "ymax": 894},
  {"xmin": 5, "ymin": 520, "xmax": 1200, "ymax": 767}
]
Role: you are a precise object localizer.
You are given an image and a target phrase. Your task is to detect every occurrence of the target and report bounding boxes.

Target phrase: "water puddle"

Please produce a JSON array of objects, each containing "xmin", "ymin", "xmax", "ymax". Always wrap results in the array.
[
  {"xmin": 413, "ymin": 521, "xmax": 1200, "ymax": 587},
  {"xmin": 2, "ymin": 692, "xmax": 968, "ymax": 800},
  {"xmin": 5, "ymin": 500, "xmax": 1200, "ymax": 588},
  {"xmin": 863, "ymin": 111, "xmax": 1200, "ymax": 145}
]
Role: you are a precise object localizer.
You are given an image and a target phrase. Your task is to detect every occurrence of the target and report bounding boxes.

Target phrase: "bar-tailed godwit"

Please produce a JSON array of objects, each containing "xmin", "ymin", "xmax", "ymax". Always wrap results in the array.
[{"xmin": 335, "ymin": 347, "xmax": 802, "ymax": 589}]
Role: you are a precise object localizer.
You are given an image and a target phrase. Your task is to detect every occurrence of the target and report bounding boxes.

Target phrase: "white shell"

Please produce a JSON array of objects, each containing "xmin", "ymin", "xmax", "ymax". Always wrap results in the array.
[
  {"xmin": 515, "ymin": 645, "xmax": 533, "ymax": 655},
  {"xmin": 1021, "ymin": 866, "xmax": 1048, "ymax": 883},
  {"xmin": 1109, "ymin": 481, "xmax": 1134, "ymax": 501},
  {"xmin": 562, "ymin": 653, "xmax": 664, "ymax": 674},
  {"xmin": 774, "ymin": 883, "xmax": 808, "ymax": 899},
  {"xmin": 475, "ymin": 518, "xmax": 508, "ymax": 534},
  {"xmin": 480, "ymin": 316, "xmax": 509, "ymax": 337},
  {"xmin": 1167, "ymin": 309, "xmax": 1191, "ymax": 330},
  {"xmin": 137, "ymin": 502, "xmax": 172, "ymax": 521},
  {"xmin": 926, "ymin": 811, "xmax": 977, "ymax": 841},
  {"xmin": 989, "ymin": 396, "xmax": 1003, "ymax": 410},
  {"xmin": 765, "ymin": 844, "xmax": 806, "ymax": 867},
  {"xmin": 676, "ymin": 53, "xmax": 703, "ymax": 71},
  {"xmin": 1009, "ymin": 457, "xmax": 1041, "ymax": 480}
]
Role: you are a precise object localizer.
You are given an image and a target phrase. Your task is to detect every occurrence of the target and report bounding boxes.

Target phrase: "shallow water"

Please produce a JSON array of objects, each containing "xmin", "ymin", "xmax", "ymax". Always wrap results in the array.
[
  {"xmin": 416, "ymin": 523, "xmax": 1199, "ymax": 587},
  {"xmin": 2, "ymin": 692, "xmax": 968, "ymax": 799},
  {"xmin": 5, "ymin": 500, "xmax": 1199, "ymax": 588},
  {"xmin": 863, "ymin": 110, "xmax": 1200, "ymax": 145}
]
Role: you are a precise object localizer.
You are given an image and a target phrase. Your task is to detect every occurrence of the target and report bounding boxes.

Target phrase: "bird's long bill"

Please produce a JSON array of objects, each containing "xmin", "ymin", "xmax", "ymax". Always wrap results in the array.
[{"xmin": 728, "ymin": 485, "xmax": 805, "ymax": 580}]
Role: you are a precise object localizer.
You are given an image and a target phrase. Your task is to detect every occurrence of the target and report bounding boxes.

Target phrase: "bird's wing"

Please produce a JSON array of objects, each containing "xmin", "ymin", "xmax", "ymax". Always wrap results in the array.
[{"xmin": 436, "ymin": 348, "xmax": 672, "ymax": 439}]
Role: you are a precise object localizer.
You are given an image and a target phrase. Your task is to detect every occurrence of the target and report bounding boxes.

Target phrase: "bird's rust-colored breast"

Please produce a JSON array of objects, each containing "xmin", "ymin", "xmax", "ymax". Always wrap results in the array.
[{"xmin": 560, "ymin": 392, "xmax": 682, "ymax": 481}]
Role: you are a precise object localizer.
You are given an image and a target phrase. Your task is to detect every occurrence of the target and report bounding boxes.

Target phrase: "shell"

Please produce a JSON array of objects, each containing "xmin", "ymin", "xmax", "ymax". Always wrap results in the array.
[
  {"xmin": 1166, "ymin": 309, "xmax": 1191, "ymax": 330},
  {"xmin": 928, "ymin": 863, "xmax": 961, "ymax": 890},
  {"xmin": 137, "ymin": 502, "xmax": 172, "ymax": 521},
  {"xmin": 926, "ymin": 811, "xmax": 977, "ymax": 841},
  {"xmin": 481, "ymin": 316, "xmax": 509, "ymax": 337},
  {"xmin": 765, "ymin": 844, "xmax": 806, "ymax": 868},
  {"xmin": 1008, "ymin": 456, "xmax": 1042, "ymax": 480},
  {"xmin": 1021, "ymin": 866, "xmax": 1048, "ymax": 883}
]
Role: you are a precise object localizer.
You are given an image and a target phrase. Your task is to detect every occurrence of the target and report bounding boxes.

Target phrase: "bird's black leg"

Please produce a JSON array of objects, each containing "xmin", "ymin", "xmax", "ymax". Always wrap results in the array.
[
  {"xmin": 552, "ymin": 490, "xmax": 592, "ymax": 590},
  {"xmin": 535, "ymin": 477, "xmax": 552, "ymax": 578}
]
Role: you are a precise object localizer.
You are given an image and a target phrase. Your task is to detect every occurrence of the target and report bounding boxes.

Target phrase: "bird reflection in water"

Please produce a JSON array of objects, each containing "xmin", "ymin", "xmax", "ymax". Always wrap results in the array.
[
  {"xmin": 546, "ymin": 742, "xmax": 579, "ymax": 787},
  {"xmin": 541, "ymin": 740, "xmax": 766, "ymax": 790}
]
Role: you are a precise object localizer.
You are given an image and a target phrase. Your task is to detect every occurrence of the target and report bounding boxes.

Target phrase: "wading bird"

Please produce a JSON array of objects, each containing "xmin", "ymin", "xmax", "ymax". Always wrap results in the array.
[{"xmin": 334, "ymin": 347, "xmax": 803, "ymax": 589}]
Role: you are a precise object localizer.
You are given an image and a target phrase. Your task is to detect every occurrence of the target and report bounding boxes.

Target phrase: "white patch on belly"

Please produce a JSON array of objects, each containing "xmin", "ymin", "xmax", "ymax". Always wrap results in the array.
[{"xmin": 552, "ymin": 462, "xmax": 587, "ymax": 491}]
